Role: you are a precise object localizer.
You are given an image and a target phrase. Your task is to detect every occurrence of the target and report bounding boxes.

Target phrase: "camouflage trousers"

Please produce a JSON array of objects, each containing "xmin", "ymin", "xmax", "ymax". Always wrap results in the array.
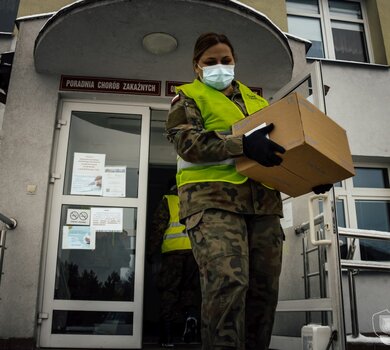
[
  {"xmin": 157, "ymin": 252, "xmax": 201, "ymax": 323},
  {"xmin": 185, "ymin": 209, "xmax": 283, "ymax": 350}
]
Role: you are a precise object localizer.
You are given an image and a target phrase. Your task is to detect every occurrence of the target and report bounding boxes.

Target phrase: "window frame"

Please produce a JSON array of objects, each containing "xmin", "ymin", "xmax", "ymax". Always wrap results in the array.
[
  {"xmin": 0, "ymin": 0, "xmax": 20, "ymax": 35},
  {"xmin": 286, "ymin": 0, "xmax": 373, "ymax": 63},
  {"xmin": 334, "ymin": 163, "xmax": 390, "ymax": 261}
]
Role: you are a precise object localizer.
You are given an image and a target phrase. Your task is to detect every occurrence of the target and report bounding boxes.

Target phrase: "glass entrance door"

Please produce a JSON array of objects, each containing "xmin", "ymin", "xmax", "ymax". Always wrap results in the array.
[{"xmin": 39, "ymin": 102, "xmax": 150, "ymax": 348}]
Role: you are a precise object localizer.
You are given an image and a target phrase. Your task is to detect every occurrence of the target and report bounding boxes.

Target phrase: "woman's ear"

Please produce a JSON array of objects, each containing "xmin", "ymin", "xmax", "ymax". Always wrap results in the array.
[{"xmin": 194, "ymin": 62, "xmax": 201, "ymax": 77}]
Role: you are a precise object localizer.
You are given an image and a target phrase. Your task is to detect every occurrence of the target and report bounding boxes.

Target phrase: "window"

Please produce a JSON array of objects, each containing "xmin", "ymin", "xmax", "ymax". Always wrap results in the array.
[
  {"xmin": 286, "ymin": 0, "xmax": 371, "ymax": 63},
  {"xmin": 335, "ymin": 165, "xmax": 390, "ymax": 261},
  {"xmin": 353, "ymin": 167, "xmax": 389, "ymax": 188},
  {"xmin": 336, "ymin": 199, "xmax": 348, "ymax": 258},
  {"xmin": 355, "ymin": 200, "xmax": 390, "ymax": 260},
  {"xmin": 0, "ymin": 0, "xmax": 20, "ymax": 34}
]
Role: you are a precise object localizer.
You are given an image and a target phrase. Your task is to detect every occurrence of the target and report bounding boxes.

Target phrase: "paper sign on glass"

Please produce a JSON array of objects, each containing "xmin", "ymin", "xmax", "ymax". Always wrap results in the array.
[
  {"xmin": 66, "ymin": 209, "xmax": 91, "ymax": 226},
  {"xmin": 91, "ymin": 207, "xmax": 123, "ymax": 232},
  {"xmin": 70, "ymin": 152, "xmax": 106, "ymax": 196},
  {"xmin": 62, "ymin": 226, "xmax": 96, "ymax": 250},
  {"xmin": 281, "ymin": 201, "xmax": 293, "ymax": 229},
  {"xmin": 102, "ymin": 166, "xmax": 126, "ymax": 197}
]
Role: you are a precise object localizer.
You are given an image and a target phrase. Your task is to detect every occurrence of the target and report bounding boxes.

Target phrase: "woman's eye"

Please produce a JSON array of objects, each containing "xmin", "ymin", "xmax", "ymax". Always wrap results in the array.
[{"xmin": 204, "ymin": 60, "xmax": 216, "ymax": 66}]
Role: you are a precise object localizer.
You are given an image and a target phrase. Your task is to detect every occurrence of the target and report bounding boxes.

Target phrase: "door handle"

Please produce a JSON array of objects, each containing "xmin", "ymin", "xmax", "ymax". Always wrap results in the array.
[{"xmin": 308, "ymin": 194, "xmax": 332, "ymax": 246}]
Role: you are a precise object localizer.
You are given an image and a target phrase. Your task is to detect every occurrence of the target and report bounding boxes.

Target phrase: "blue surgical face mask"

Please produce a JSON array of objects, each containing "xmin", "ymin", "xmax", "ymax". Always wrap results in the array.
[{"xmin": 198, "ymin": 64, "xmax": 235, "ymax": 90}]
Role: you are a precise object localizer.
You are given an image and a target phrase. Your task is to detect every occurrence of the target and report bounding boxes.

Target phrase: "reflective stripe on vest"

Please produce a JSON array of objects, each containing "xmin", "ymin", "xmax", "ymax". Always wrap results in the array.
[
  {"xmin": 176, "ymin": 79, "xmax": 268, "ymax": 187},
  {"xmin": 178, "ymin": 157, "xmax": 234, "ymax": 170},
  {"xmin": 161, "ymin": 195, "xmax": 191, "ymax": 253}
]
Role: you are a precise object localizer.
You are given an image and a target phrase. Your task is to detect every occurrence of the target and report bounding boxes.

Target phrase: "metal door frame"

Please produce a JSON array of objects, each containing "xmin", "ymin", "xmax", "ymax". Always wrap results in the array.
[
  {"xmin": 38, "ymin": 100, "xmax": 151, "ymax": 349},
  {"xmin": 269, "ymin": 61, "xmax": 346, "ymax": 350}
]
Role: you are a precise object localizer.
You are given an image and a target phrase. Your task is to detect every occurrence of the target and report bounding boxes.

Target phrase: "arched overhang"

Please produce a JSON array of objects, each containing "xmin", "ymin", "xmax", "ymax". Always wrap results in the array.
[{"xmin": 34, "ymin": 0, "xmax": 294, "ymax": 90}]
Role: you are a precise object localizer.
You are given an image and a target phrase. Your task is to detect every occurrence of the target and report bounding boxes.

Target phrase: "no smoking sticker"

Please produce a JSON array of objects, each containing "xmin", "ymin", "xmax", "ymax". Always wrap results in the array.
[{"xmin": 66, "ymin": 209, "xmax": 91, "ymax": 226}]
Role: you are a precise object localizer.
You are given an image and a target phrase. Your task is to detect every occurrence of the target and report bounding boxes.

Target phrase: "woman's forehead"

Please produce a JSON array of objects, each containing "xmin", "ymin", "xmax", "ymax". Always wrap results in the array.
[{"xmin": 200, "ymin": 43, "xmax": 233, "ymax": 59}]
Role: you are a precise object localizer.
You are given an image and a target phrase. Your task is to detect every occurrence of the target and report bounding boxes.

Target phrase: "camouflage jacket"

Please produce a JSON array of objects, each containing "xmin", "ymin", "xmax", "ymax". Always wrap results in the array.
[{"xmin": 166, "ymin": 80, "xmax": 283, "ymax": 219}]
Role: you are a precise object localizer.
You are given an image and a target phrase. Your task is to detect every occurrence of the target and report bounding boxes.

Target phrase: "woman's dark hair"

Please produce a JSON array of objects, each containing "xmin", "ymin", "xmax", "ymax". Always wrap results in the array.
[{"xmin": 192, "ymin": 32, "xmax": 236, "ymax": 66}]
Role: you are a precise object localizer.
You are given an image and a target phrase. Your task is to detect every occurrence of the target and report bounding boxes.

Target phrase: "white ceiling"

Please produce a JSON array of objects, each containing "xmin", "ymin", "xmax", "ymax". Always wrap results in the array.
[{"xmin": 34, "ymin": 0, "xmax": 294, "ymax": 90}]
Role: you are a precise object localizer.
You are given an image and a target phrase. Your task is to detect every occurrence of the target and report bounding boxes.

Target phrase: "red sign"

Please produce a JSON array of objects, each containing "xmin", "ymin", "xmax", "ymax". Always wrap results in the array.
[
  {"xmin": 60, "ymin": 76, "xmax": 161, "ymax": 96},
  {"xmin": 165, "ymin": 81, "xmax": 188, "ymax": 96},
  {"xmin": 166, "ymin": 80, "xmax": 263, "ymax": 97}
]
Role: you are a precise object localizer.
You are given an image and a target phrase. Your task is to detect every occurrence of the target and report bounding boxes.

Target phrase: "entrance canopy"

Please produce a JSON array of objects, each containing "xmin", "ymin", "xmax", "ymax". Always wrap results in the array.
[{"xmin": 34, "ymin": 0, "xmax": 293, "ymax": 90}]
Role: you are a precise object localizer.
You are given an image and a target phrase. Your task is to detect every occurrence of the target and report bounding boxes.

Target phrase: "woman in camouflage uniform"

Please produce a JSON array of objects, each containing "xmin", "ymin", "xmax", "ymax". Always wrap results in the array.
[{"xmin": 166, "ymin": 33, "xmax": 286, "ymax": 350}]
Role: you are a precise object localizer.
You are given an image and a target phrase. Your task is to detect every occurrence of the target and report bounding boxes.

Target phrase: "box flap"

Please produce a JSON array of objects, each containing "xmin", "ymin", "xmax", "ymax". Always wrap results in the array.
[{"xmin": 235, "ymin": 156, "xmax": 313, "ymax": 197}]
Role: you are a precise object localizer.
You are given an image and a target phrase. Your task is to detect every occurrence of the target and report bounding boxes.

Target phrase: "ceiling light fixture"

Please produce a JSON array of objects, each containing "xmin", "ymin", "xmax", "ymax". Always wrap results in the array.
[{"xmin": 142, "ymin": 32, "xmax": 178, "ymax": 55}]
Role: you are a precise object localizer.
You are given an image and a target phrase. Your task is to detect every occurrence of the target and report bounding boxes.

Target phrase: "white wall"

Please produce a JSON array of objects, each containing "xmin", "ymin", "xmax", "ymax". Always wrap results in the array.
[
  {"xmin": 322, "ymin": 62, "xmax": 390, "ymax": 335},
  {"xmin": 0, "ymin": 19, "xmax": 60, "ymax": 338},
  {"xmin": 0, "ymin": 103, "xmax": 4, "ymax": 132},
  {"xmin": 322, "ymin": 62, "xmax": 390, "ymax": 159}
]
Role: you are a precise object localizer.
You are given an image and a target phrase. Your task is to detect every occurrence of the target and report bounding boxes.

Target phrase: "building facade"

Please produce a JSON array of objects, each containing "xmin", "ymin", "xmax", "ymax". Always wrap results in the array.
[{"xmin": 0, "ymin": 0, "xmax": 389, "ymax": 349}]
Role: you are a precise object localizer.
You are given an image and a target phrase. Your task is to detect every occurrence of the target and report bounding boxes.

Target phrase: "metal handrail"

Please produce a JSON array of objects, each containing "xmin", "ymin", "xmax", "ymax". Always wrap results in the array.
[
  {"xmin": 340, "ymin": 259, "xmax": 390, "ymax": 271},
  {"xmin": 338, "ymin": 227, "xmax": 390, "ymax": 241},
  {"xmin": 0, "ymin": 212, "xmax": 17, "ymax": 229},
  {"xmin": 0, "ymin": 212, "xmax": 17, "ymax": 289},
  {"xmin": 297, "ymin": 212, "xmax": 328, "ymax": 325},
  {"xmin": 338, "ymin": 227, "xmax": 390, "ymax": 339},
  {"xmin": 295, "ymin": 213, "xmax": 324, "ymax": 235},
  {"xmin": 297, "ymin": 211, "xmax": 390, "ymax": 341},
  {"xmin": 289, "ymin": 193, "xmax": 346, "ymax": 349}
]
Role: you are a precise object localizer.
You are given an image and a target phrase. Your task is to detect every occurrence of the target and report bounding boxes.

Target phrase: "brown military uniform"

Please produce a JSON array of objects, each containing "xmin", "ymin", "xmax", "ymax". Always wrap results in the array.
[{"xmin": 166, "ymin": 80, "xmax": 284, "ymax": 350}]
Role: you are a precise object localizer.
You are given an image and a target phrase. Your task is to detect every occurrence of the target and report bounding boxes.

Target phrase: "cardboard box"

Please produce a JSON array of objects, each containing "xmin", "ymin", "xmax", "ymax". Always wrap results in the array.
[{"xmin": 232, "ymin": 92, "xmax": 355, "ymax": 197}]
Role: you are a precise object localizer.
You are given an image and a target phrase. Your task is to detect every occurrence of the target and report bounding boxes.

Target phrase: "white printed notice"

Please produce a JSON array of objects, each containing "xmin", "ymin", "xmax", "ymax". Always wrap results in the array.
[
  {"xmin": 91, "ymin": 207, "xmax": 123, "ymax": 232},
  {"xmin": 62, "ymin": 226, "xmax": 96, "ymax": 250},
  {"xmin": 280, "ymin": 201, "xmax": 293, "ymax": 229},
  {"xmin": 102, "ymin": 166, "xmax": 126, "ymax": 197},
  {"xmin": 70, "ymin": 152, "xmax": 106, "ymax": 196}
]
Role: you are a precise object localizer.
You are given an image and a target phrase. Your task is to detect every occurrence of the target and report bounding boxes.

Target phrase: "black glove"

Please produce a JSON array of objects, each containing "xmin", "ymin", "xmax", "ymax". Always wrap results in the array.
[
  {"xmin": 243, "ymin": 123, "xmax": 285, "ymax": 167},
  {"xmin": 312, "ymin": 184, "xmax": 333, "ymax": 194}
]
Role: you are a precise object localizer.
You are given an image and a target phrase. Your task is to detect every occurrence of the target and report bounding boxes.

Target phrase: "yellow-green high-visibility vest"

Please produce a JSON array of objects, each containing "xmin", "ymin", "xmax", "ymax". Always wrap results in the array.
[
  {"xmin": 161, "ymin": 195, "xmax": 191, "ymax": 253},
  {"xmin": 176, "ymin": 79, "xmax": 268, "ymax": 187}
]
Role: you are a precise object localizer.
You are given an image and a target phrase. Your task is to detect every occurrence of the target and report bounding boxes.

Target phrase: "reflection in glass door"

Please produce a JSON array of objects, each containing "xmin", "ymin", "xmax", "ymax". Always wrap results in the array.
[{"xmin": 39, "ymin": 102, "xmax": 150, "ymax": 348}]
